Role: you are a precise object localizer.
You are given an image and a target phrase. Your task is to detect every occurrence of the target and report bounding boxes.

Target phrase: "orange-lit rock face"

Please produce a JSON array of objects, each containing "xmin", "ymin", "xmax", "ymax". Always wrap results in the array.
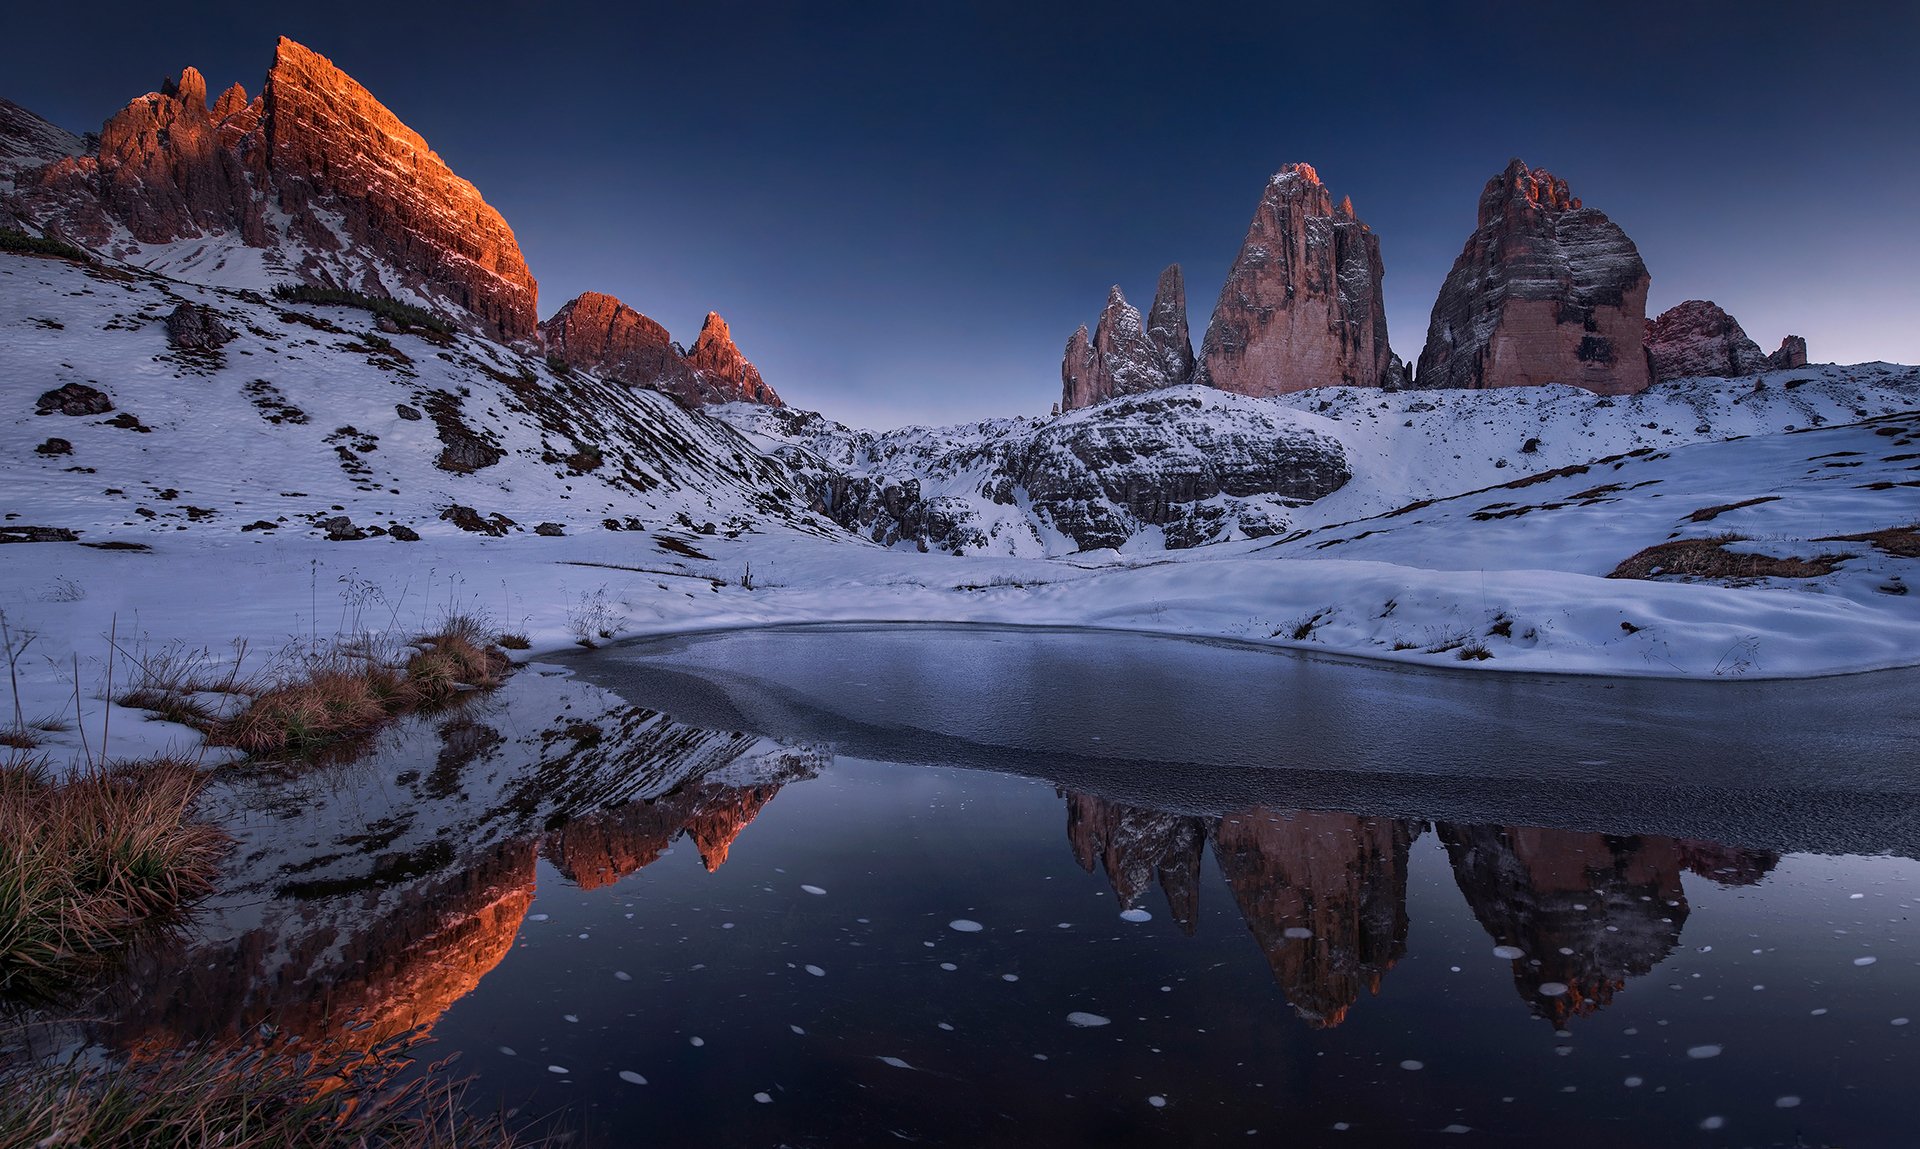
[
  {"xmin": 685, "ymin": 312, "xmax": 783, "ymax": 407},
  {"xmin": 1209, "ymin": 808, "xmax": 1419, "ymax": 1028},
  {"xmin": 1063, "ymin": 791, "xmax": 1207, "ymax": 933},
  {"xmin": 1196, "ymin": 164, "xmax": 1392, "ymax": 396},
  {"xmin": 544, "ymin": 777, "xmax": 789, "ymax": 889},
  {"xmin": 1416, "ymin": 158, "xmax": 1650, "ymax": 395},
  {"xmin": 543, "ymin": 295, "xmax": 782, "ymax": 407},
  {"xmin": 16, "ymin": 39, "xmax": 538, "ymax": 342},
  {"xmin": 106, "ymin": 836, "xmax": 537, "ymax": 1055},
  {"xmin": 1440, "ymin": 825, "xmax": 1777, "ymax": 1024}
]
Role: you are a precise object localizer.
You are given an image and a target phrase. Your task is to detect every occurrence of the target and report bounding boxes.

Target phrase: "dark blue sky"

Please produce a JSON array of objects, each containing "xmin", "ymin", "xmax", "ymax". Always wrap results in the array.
[{"xmin": 6, "ymin": 1, "xmax": 1915, "ymax": 427}]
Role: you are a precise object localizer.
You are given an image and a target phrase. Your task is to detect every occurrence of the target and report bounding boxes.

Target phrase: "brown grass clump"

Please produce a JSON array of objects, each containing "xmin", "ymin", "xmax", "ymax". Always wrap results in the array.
[
  {"xmin": 1686, "ymin": 495, "xmax": 1781, "ymax": 523},
  {"xmin": 1607, "ymin": 534, "xmax": 1854, "ymax": 581},
  {"xmin": 0, "ymin": 757, "xmax": 226, "ymax": 1006},
  {"xmin": 1816, "ymin": 523, "xmax": 1920, "ymax": 559},
  {"xmin": 0, "ymin": 1036, "xmax": 553, "ymax": 1148}
]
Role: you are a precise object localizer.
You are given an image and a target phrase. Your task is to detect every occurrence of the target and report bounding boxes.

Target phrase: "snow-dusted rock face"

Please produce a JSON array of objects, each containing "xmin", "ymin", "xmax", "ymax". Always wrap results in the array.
[
  {"xmin": 1197, "ymin": 163, "xmax": 1391, "ymax": 396},
  {"xmin": 1416, "ymin": 159, "xmax": 1650, "ymax": 395},
  {"xmin": 1061, "ymin": 267, "xmax": 1194, "ymax": 411},
  {"xmin": 1065, "ymin": 791, "xmax": 1208, "ymax": 933},
  {"xmin": 1645, "ymin": 299, "xmax": 1767, "ymax": 382},
  {"xmin": 541, "ymin": 293, "xmax": 781, "ymax": 407},
  {"xmin": 0, "ymin": 97, "xmax": 81, "ymax": 227},
  {"xmin": 5, "ymin": 38, "xmax": 538, "ymax": 342},
  {"xmin": 1, "ymin": 252, "xmax": 819, "ymax": 544},
  {"xmin": 717, "ymin": 386, "xmax": 1351, "ymax": 555}
]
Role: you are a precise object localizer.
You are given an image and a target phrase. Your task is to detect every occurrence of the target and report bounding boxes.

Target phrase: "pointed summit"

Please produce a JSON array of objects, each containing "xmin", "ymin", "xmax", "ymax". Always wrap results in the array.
[
  {"xmin": 1197, "ymin": 163, "xmax": 1391, "ymax": 395},
  {"xmin": 686, "ymin": 311, "xmax": 783, "ymax": 406},
  {"xmin": 1146, "ymin": 264, "xmax": 1194, "ymax": 390}
]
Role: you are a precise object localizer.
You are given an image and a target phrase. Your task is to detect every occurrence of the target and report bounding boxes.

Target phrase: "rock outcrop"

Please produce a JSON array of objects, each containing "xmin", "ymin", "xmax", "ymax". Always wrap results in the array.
[
  {"xmin": 8, "ymin": 38, "xmax": 538, "ymax": 341},
  {"xmin": 1416, "ymin": 159, "xmax": 1650, "ymax": 395},
  {"xmin": 1767, "ymin": 335, "xmax": 1809, "ymax": 371},
  {"xmin": 542, "ymin": 294, "xmax": 781, "ymax": 407},
  {"xmin": 1061, "ymin": 266, "xmax": 1194, "ymax": 411},
  {"xmin": 1196, "ymin": 164, "xmax": 1391, "ymax": 395},
  {"xmin": 1644, "ymin": 300, "xmax": 1767, "ymax": 381},
  {"xmin": 1065, "ymin": 791, "xmax": 1207, "ymax": 933}
]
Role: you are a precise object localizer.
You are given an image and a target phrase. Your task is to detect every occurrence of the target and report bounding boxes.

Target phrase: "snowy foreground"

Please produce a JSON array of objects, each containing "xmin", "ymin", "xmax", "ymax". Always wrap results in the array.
[{"xmin": 3, "ymin": 249, "xmax": 1919, "ymax": 770}]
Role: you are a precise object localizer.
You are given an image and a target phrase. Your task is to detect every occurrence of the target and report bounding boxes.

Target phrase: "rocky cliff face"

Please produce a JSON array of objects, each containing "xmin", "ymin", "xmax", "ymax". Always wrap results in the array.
[
  {"xmin": 541, "ymin": 295, "xmax": 782, "ymax": 407},
  {"xmin": 1061, "ymin": 266, "xmax": 1195, "ymax": 411},
  {"xmin": 6, "ymin": 38, "xmax": 538, "ymax": 341},
  {"xmin": 0, "ymin": 97, "xmax": 81, "ymax": 227},
  {"xmin": 722, "ymin": 385, "xmax": 1351, "ymax": 554},
  {"xmin": 1197, "ymin": 164, "xmax": 1391, "ymax": 395},
  {"xmin": 1416, "ymin": 159, "xmax": 1650, "ymax": 395},
  {"xmin": 1767, "ymin": 334, "xmax": 1809, "ymax": 371},
  {"xmin": 1211, "ymin": 809, "xmax": 1420, "ymax": 1028},
  {"xmin": 1645, "ymin": 300, "xmax": 1767, "ymax": 381}
]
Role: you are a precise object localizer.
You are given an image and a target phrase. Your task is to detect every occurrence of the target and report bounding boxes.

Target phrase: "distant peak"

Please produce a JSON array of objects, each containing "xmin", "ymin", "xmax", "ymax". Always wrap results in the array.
[
  {"xmin": 1495, "ymin": 158, "xmax": 1580, "ymax": 214},
  {"xmin": 1274, "ymin": 161, "xmax": 1321, "ymax": 187}
]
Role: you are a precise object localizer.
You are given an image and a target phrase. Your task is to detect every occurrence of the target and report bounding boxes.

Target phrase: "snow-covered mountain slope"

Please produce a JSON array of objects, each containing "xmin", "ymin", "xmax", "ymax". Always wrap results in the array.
[
  {"xmin": 718, "ymin": 368, "xmax": 1919, "ymax": 558},
  {"xmin": 1, "ymin": 249, "xmax": 833, "ymax": 546}
]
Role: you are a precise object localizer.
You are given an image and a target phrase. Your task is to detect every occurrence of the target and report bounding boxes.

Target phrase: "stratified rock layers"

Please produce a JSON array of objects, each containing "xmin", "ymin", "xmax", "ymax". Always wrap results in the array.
[
  {"xmin": 1417, "ymin": 159, "xmax": 1650, "ymax": 395},
  {"xmin": 1645, "ymin": 299, "xmax": 1767, "ymax": 382},
  {"xmin": 1198, "ymin": 164, "xmax": 1391, "ymax": 396}
]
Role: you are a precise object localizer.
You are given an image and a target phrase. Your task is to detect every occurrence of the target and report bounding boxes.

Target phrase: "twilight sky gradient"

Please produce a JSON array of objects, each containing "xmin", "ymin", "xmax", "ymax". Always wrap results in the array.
[{"xmin": 5, "ymin": 1, "xmax": 1916, "ymax": 428}]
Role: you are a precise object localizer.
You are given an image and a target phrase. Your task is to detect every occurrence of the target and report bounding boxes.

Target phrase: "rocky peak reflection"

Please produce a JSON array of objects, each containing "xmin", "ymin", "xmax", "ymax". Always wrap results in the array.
[{"xmin": 1062, "ymin": 791, "xmax": 1778, "ymax": 1029}]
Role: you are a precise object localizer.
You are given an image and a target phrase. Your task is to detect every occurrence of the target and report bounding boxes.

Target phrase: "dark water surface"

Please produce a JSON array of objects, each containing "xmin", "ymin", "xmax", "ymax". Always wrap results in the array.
[{"xmin": 65, "ymin": 626, "xmax": 1920, "ymax": 1146}]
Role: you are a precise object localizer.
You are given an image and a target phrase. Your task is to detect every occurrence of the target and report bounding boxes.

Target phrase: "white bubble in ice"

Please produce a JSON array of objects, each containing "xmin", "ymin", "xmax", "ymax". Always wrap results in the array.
[
  {"xmin": 529, "ymin": 914, "xmax": 549, "ymax": 922},
  {"xmin": 1442, "ymin": 1126, "xmax": 1472, "ymax": 1135},
  {"xmin": 1895, "ymin": 1018, "xmax": 1912, "ymax": 1027},
  {"xmin": 1283, "ymin": 927, "xmax": 1313, "ymax": 939},
  {"xmin": 1700, "ymin": 1117, "xmax": 1725, "ymax": 1131},
  {"xmin": 939, "ymin": 962, "xmax": 957, "ymax": 971},
  {"xmin": 1624, "ymin": 1077, "xmax": 1644, "ymax": 1088},
  {"xmin": 1333, "ymin": 1123, "xmax": 1351, "ymax": 1131},
  {"xmin": 1067, "ymin": 1012, "xmax": 1111, "ymax": 1027},
  {"xmin": 618, "ymin": 1070, "xmax": 647, "ymax": 1085},
  {"xmin": 790, "ymin": 1025, "xmax": 806, "ymax": 1035},
  {"xmin": 805, "ymin": 965, "xmax": 825, "ymax": 977},
  {"xmin": 878, "ymin": 1056, "xmax": 913, "ymax": 1069},
  {"xmin": 1148, "ymin": 1096, "xmax": 1168, "ymax": 1108},
  {"xmin": 498, "ymin": 1046, "xmax": 516, "ymax": 1056},
  {"xmin": 1538, "ymin": 983, "xmax": 1569, "ymax": 997},
  {"xmin": 1686, "ymin": 1045, "xmax": 1722, "ymax": 1059},
  {"xmin": 563, "ymin": 1014, "xmax": 578, "ymax": 1023},
  {"xmin": 1492, "ymin": 945, "xmax": 1525, "ymax": 960},
  {"xmin": 1400, "ymin": 1060, "xmax": 1424, "ymax": 1071},
  {"xmin": 938, "ymin": 1022, "xmax": 954, "ymax": 1031},
  {"xmin": 1002, "ymin": 973, "xmax": 1020, "ymax": 982},
  {"xmin": 689, "ymin": 1037, "xmax": 705, "ymax": 1047},
  {"xmin": 546, "ymin": 1065, "xmax": 569, "ymax": 1074},
  {"xmin": 614, "ymin": 971, "xmax": 631, "ymax": 981},
  {"xmin": 1849, "ymin": 893, "xmax": 1864, "ymax": 899},
  {"xmin": 1120, "ymin": 909, "xmax": 1153, "ymax": 923},
  {"xmin": 753, "ymin": 1092, "xmax": 773, "ymax": 1104},
  {"xmin": 801, "ymin": 885, "xmax": 826, "ymax": 896},
  {"xmin": 949, "ymin": 919, "xmax": 984, "ymax": 933},
  {"xmin": 1854, "ymin": 956, "xmax": 1878, "ymax": 966},
  {"xmin": 1811, "ymin": 1008, "xmax": 1829, "ymax": 1016},
  {"xmin": 1775, "ymin": 1096, "xmax": 1801, "ymax": 1108}
]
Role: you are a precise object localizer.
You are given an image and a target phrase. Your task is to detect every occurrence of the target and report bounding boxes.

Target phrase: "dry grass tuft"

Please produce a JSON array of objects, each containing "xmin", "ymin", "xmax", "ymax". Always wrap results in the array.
[
  {"xmin": 0, "ymin": 1035, "xmax": 554, "ymax": 1148},
  {"xmin": 1607, "ymin": 534, "xmax": 1854, "ymax": 581},
  {"xmin": 1816, "ymin": 523, "xmax": 1920, "ymax": 559},
  {"xmin": 0, "ymin": 757, "xmax": 226, "ymax": 1006}
]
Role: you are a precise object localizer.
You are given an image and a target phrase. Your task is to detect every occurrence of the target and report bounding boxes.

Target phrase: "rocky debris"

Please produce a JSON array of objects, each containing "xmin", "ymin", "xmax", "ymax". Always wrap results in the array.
[
  {"xmin": 163, "ymin": 302, "xmax": 236, "ymax": 350},
  {"xmin": 685, "ymin": 312, "xmax": 782, "ymax": 406},
  {"xmin": 317, "ymin": 515, "xmax": 368, "ymax": 541},
  {"xmin": 394, "ymin": 403, "xmax": 422, "ymax": 421},
  {"xmin": 36, "ymin": 382, "xmax": 113, "ymax": 416},
  {"xmin": 1197, "ymin": 165, "xmax": 1391, "ymax": 396},
  {"xmin": 1644, "ymin": 300, "xmax": 1766, "ymax": 381},
  {"xmin": 541, "ymin": 294, "xmax": 781, "ymax": 407},
  {"xmin": 388, "ymin": 523, "xmax": 420, "ymax": 542},
  {"xmin": 423, "ymin": 391, "xmax": 504, "ymax": 473},
  {"xmin": 1062, "ymin": 267, "xmax": 1197, "ymax": 412},
  {"xmin": 439, "ymin": 504, "xmax": 515, "ymax": 537},
  {"xmin": 1768, "ymin": 335, "xmax": 1809, "ymax": 371},
  {"xmin": 534, "ymin": 521, "xmax": 565, "ymax": 537},
  {"xmin": 34, "ymin": 438, "xmax": 72, "ymax": 456},
  {"xmin": 0, "ymin": 525, "xmax": 80, "ymax": 543},
  {"xmin": 1417, "ymin": 159, "xmax": 1650, "ymax": 395},
  {"xmin": 9, "ymin": 39, "xmax": 537, "ymax": 341},
  {"xmin": 1211, "ymin": 809, "xmax": 1421, "ymax": 1028}
]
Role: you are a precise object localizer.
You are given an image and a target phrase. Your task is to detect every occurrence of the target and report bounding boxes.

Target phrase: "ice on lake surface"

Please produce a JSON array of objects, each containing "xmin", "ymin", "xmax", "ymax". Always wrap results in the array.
[{"xmin": 45, "ymin": 625, "xmax": 1920, "ymax": 1147}]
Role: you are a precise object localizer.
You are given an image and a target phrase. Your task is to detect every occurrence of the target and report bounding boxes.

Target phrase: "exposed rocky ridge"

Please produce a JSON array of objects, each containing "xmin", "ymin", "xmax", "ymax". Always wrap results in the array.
[
  {"xmin": 1768, "ymin": 334, "xmax": 1808, "ymax": 371},
  {"xmin": 3, "ymin": 38, "xmax": 537, "ymax": 341},
  {"xmin": 0, "ymin": 97, "xmax": 81, "ymax": 227},
  {"xmin": 1061, "ymin": 267, "xmax": 1194, "ymax": 411},
  {"xmin": 1416, "ymin": 159, "xmax": 1650, "ymax": 395},
  {"xmin": 716, "ymin": 385, "xmax": 1351, "ymax": 555},
  {"xmin": 542, "ymin": 293, "xmax": 782, "ymax": 407},
  {"xmin": 1645, "ymin": 299, "xmax": 1767, "ymax": 382},
  {"xmin": 1065, "ymin": 791, "xmax": 1206, "ymax": 933},
  {"xmin": 1198, "ymin": 164, "xmax": 1391, "ymax": 395}
]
